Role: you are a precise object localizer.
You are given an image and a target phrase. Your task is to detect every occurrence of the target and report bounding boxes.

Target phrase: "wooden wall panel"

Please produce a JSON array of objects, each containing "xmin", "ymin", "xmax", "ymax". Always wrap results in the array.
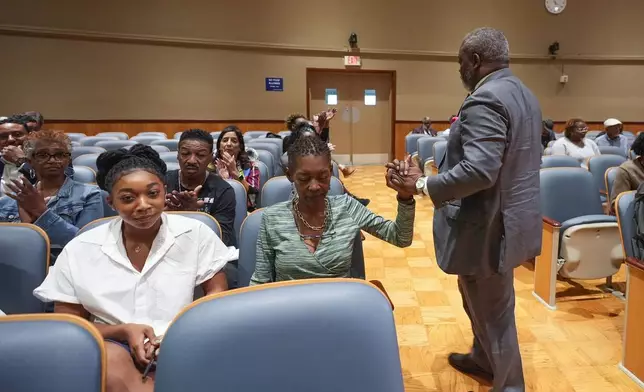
[{"xmin": 46, "ymin": 121, "xmax": 287, "ymax": 138}]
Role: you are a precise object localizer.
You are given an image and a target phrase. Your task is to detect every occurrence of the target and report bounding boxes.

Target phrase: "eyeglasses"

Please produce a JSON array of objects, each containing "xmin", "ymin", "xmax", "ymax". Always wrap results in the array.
[
  {"xmin": 33, "ymin": 151, "xmax": 71, "ymax": 162},
  {"xmin": 575, "ymin": 126, "xmax": 589, "ymax": 132}
]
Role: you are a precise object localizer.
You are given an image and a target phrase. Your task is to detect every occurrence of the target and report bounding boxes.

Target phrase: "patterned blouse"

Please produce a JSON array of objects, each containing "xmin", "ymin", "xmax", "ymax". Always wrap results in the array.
[{"xmin": 250, "ymin": 194, "xmax": 415, "ymax": 284}]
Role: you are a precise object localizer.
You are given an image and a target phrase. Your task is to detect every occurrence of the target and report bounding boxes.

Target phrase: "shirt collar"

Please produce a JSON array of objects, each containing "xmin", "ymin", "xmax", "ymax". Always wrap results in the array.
[
  {"xmin": 473, "ymin": 69, "xmax": 503, "ymax": 91},
  {"xmin": 85, "ymin": 213, "xmax": 192, "ymax": 274}
]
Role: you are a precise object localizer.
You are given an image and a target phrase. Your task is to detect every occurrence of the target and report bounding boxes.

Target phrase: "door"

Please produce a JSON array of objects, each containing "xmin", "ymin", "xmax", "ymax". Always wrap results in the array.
[{"xmin": 307, "ymin": 70, "xmax": 394, "ymax": 165}]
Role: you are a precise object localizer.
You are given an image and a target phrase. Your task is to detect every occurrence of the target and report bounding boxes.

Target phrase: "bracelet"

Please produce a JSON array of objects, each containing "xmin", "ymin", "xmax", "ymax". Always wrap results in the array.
[{"xmin": 238, "ymin": 174, "xmax": 245, "ymax": 181}]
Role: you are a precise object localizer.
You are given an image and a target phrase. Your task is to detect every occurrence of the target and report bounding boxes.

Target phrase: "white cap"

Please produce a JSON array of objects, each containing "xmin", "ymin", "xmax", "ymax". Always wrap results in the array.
[{"xmin": 604, "ymin": 118, "xmax": 622, "ymax": 127}]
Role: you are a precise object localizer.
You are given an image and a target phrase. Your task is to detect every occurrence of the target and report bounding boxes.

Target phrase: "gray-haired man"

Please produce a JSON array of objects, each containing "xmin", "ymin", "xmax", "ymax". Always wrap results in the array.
[{"xmin": 387, "ymin": 27, "xmax": 542, "ymax": 391}]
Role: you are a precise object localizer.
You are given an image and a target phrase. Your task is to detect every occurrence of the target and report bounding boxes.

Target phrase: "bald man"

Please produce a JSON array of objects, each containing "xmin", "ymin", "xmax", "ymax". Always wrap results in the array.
[{"xmin": 411, "ymin": 117, "xmax": 437, "ymax": 136}]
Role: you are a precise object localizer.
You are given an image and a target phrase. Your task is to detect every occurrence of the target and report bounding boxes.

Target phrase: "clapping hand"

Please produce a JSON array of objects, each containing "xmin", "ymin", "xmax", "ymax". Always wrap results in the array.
[
  {"xmin": 165, "ymin": 185, "xmax": 204, "ymax": 211},
  {"xmin": 215, "ymin": 152, "xmax": 237, "ymax": 179},
  {"xmin": 5, "ymin": 177, "xmax": 47, "ymax": 222}
]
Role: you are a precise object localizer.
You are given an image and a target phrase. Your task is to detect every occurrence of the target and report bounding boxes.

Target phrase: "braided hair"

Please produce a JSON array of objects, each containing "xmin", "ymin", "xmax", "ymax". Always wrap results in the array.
[
  {"xmin": 96, "ymin": 144, "xmax": 167, "ymax": 193},
  {"xmin": 287, "ymin": 130, "xmax": 331, "ymax": 170}
]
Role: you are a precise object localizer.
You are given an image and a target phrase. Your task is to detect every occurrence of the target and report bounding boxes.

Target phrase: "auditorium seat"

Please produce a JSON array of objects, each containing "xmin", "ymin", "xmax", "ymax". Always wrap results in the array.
[
  {"xmin": 254, "ymin": 149, "xmax": 275, "ymax": 178},
  {"xmin": 95, "ymin": 140, "xmax": 137, "ymax": 151},
  {"xmin": 541, "ymin": 155, "xmax": 580, "ymax": 168},
  {"xmin": 71, "ymin": 146, "xmax": 105, "ymax": 161},
  {"xmin": 0, "ymin": 314, "xmax": 105, "ymax": 392},
  {"xmin": 166, "ymin": 162, "xmax": 180, "ymax": 171},
  {"xmin": 130, "ymin": 135, "xmax": 165, "ymax": 145},
  {"xmin": 100, "ymin": 190, "xmax": 118, "ymax": 217},
  {"xmin": 247, "ymin": 141, "xmax": 282, "ymax": 176},
  {"xmin": 255, "ymin": 161, "xmax": 269, "ymax": 208},
  {"xmin": 615, "ymin": 191, "xmax": 636, "ymax": 258},
  {"xmin": 72, "ymin": 166, "xmax": 96, "ymax": 184},
  {"xmin": 585, "ymin": 131, "xmax": 601, "ymax": 140},
  {"xmin": 236, "ymin": 209, "xmax": 264, "ymax": 287},
  {"xmin": 225, "ymin": 179, "xmax": 248, "ymax": 242},
  {"xmin": 79, "ymin": 136, "xmax": 118, "ymax": 146},
  {"xmin": 598, "ymin": 146, "xmax": 627, "ymax": 157},
  {"xmin": 260, "ymin": 176, "xmax": 343, "ymax": 208},
  {"xmin": 65, "ymin": 133, "xmax": 87, "ymax": 142},
  {"xmin": 71, "ymin": 141, "xmax": 80, "ymax": 147},
  {"xmin": 605, "ymin": 166, "xmax": 620, "ymax": 207},
  {"xmin": 135, "ymin": 132, "xmax": 167, "ymax": 138},
  {"xmin": 247, "ymin": 137, "xmax": 283, "ymax": 156},
  {"xmin": 159, "ymin": 151, "xmax": 178, "ymax": 163},
  {"xmin": 535, "ymin": 167, "xmax": 622, "ymax": 309},
  {"xmin": 430, "ymin": 141, "xmax": 447, "ymax": 175},
  {"xmin": 244, "ymin": 130, "xmax": 268, "ymax": 138},
  {"xmin": 123, "ymin": 144, "xmax": 170, "ymax": 153},
  {"xmin": 0, "ymin": 223, "xmax": 50, "ymax": 314},
  {"xmin": 587, "ymin": 155, "xmax": 627, "ymax": 202},
  {"xmin": 151, "ymin": 139, "xmax": 180, "ymax": 151},
  {"xmin": 210, "ymin": 132, "xmax": 221, "ymax": 140},
  {"xmin": 417, "ymin": 136, "xmax": 442, "ymax": 165},
  {"xmin": 154, "ymin": 280, "xmax": 404, "ymax": 392},
  {"xmin": 332, "ymin": 161, "xmax": 340, "ymax": 178},
  {"xmin": 405, "ymin": 134, "xmax": 424, "ymax": 155},
  {"xmin": 174, "ymin": 131, "xmax": 183, "ymax": 139},
  {"xmin": 72, "ymin": 153, "xmax": 101, "ymax": 171},
  {"xmin": 96, "ymin": 131, "xmax": 129, "ymax": 140},
  {"xmin": 278, "ymin": 130, "xmax": 291, "ymax": 138}
]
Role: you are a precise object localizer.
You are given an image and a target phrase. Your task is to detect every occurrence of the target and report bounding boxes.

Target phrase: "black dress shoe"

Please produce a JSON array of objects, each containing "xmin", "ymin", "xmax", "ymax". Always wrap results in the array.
[
  {"xmin": 357, "ymin": 198, "xmax": 370, "ymax": 206},
  {"xmin": 448, "ymin": 353, "xmax": 494, "ymax": 383}
]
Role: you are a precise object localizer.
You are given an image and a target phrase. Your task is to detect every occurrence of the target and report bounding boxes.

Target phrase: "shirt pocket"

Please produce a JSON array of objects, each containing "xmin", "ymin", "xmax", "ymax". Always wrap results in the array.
[
  {"xmin": 150, "ymin": 263, "xmax": 196, "ymax": 317},
  {"xmin": 52, "ymin": 202, "xmax": 85, "ymax": 223}
]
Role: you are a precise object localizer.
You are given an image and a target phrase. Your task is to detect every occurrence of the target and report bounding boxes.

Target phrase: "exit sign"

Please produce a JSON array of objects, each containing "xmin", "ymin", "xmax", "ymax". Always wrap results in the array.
[{"xmin": 344, "ymin": 55, "xmax": 362, "ymax": 67}]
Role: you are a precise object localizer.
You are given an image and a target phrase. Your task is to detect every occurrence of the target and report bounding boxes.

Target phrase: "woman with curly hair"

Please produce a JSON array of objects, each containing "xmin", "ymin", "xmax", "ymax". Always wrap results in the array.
[
  {"xmin": 0, "ymin": 129, "xmax": 103, "ymax": 262},
  {"xmin": 34, "ymin": 144, "xmax": 235, "ymax": 391},
  {"xmin": 214, "ymin": 125, "xmax": 261, "ymax": 211}
]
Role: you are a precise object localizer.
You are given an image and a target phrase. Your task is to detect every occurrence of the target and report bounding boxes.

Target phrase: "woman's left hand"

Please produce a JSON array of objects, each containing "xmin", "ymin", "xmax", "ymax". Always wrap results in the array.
[
  {"xmin": 222, "ymin": 152, "xmax": 237, "ymax": 177},
  {"xmin": 6, "ymin": 178, "xmax": 48, "ymax": 220}
]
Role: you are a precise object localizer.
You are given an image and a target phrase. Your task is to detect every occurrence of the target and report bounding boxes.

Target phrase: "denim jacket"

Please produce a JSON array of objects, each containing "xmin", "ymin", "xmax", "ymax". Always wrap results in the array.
[{"xmin": 0, "ymin": 178, "xmax": 104, "ymax": 262}]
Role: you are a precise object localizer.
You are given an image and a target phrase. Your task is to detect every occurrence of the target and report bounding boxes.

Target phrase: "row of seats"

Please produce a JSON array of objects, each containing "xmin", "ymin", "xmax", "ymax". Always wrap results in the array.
[
  {"xmin": 67, "ymin": 130, "xmax": 293, "ymax": 144},
  {"xmin": 0, "ymin": 175, "xmax": 359, "ymax": 315},
  {"xmin": 0, "ymin": 279, "xmax": 403, "ymax": 392}
]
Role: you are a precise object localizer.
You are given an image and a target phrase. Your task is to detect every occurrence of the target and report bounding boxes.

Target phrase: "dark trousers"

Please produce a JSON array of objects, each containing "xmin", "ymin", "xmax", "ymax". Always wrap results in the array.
[{"xmin": 458, "ymin": 269, "xmax": 525, "ymax": 392}]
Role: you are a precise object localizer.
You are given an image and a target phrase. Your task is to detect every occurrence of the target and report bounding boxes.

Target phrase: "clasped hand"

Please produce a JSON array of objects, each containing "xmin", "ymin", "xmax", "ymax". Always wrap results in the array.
[
  {"xmin": 384, "ymin": 155, "xmax": 423, "ymax": 200},
  {"xmin": 165, "ymin": 185, "xmax": 205, "ymax": 211}
]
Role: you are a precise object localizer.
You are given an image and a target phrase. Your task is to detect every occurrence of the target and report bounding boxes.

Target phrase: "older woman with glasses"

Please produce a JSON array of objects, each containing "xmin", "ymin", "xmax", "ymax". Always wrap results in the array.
[
  {"xmin": 0, "ymin": 130, "xmax": 103, "ymax": 262},
  {"xmin": 551, "ymin": 118, "xmax": 600, "ymax": 165}
]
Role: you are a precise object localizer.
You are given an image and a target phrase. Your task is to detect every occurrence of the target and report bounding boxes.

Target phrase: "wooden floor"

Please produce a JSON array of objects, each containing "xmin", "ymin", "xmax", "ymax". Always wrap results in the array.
[{"xmin": 343, "ymin": 166, "xmax": 640, "ymax": 392}]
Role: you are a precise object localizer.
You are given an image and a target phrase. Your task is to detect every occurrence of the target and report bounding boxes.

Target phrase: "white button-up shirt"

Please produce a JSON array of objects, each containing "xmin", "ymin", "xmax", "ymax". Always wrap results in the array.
[{"xmin": 34, "ymin": 213, "xmax": 238, "ymax": 335}]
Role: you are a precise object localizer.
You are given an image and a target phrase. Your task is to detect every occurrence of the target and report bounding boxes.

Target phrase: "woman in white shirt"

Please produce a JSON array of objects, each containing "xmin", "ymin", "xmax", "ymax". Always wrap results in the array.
[
  {"xmin": 34, "ymin": 145, "xmax": 237, "ymax": 392},
  {"xmin": 551, "ymin": 118, "xmax": 600, "ymax": 165}
]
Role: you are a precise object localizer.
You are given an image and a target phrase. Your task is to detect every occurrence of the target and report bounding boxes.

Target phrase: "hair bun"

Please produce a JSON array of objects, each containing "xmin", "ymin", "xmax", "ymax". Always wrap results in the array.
[
  {"xmin": 129, "ymin": 144, "xmax": 167, "ymax": 176},
  {"xmin": 95, "ymin": 145, "xmax": 167, "ymax": 191}
]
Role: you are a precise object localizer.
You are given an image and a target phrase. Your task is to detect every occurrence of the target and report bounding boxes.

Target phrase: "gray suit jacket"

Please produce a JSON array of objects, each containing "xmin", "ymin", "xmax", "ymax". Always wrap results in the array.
[{"xmin": 426, "ymin": 68, "xmax": 542, "ymax": 277}]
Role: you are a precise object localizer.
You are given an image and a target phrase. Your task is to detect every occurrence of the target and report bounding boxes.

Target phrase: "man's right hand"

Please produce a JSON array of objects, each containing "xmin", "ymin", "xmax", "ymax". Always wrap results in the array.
[
  {"xmin": 121, "ymin": 324, "xmax": 158, "ymax": 366},
  {"xmin": 1, "ymin": 146, "xmax": 26, "ymax": 164}
]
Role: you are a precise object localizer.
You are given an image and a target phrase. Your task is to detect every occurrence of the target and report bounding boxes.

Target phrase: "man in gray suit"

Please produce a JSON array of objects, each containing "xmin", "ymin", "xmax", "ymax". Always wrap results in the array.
[{"xmin": 387, "ymin": 27, "xmax": 542, "ymax": 392}]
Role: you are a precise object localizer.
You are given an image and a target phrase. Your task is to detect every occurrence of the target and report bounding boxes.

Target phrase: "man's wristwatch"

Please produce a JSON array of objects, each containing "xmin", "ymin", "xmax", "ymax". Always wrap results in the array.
[{"xmin": 415, "ymin": 176, "xmax": 428, "ymax": 196}]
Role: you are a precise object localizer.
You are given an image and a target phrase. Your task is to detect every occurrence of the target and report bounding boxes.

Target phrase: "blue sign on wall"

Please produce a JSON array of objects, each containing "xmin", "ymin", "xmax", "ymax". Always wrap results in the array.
[{"xmin": 265, "ymin": 77, "xmax": 283, "ymax": 92}]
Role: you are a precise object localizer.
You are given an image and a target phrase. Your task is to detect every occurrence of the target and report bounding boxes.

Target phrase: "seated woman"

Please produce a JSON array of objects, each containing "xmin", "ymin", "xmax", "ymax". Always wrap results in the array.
[
  {"xmin": 250, "ymin": 136, "xmax": 415, "ymax": 284},
  {"xmin": 551, "ymin": 118, "xmax": 600, "ymax": 165},
  {"xmin": 0, "ymin": 129, "xmax": 103, "ymax": 262},
  {"xmin": 213, "ymin": 126, "xmax": 261, "ymax": 211},
  {"xmin": 33, "ymin": 145, "xmax": 237, "ymax": 392}
]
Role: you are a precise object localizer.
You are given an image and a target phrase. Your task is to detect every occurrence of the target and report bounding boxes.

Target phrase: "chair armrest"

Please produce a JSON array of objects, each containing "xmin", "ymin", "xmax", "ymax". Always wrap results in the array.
[
  {"xmin": 626, "ymin": 257, "xmax": 644, "ymax": 272},
  {"xmin": 542, "ymin": 216, "xmax": 561, "ymax": 228},
  {"xmin": 559, "ymin": 214, "xmax": 618, "ymax": 238}
]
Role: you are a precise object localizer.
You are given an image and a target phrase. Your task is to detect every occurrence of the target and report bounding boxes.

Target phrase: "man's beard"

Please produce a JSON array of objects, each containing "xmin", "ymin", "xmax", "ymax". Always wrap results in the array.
[{"xmin": 460, "ymin": 68, "xmax": 476, "ymax": 92}]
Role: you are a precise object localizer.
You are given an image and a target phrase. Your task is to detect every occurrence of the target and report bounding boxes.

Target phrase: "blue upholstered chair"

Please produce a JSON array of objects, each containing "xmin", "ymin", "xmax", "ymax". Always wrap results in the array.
[
  {"xmin": 135, "ymin": 132, "xmax": 167, "ymax": 138},
  {"xmin": 65, "ymin": 133, "xmax": 87, "ymax": 142},
  {"xmin": 158, "ymin": 151, "xmax": 178, "ymax": 163},
  {"xmin": 72, "ymin": 153, "xmax": 101, "ymax": 171},
  {"xmin": 247, "ymin": 142, "xmax": 282, "ymax": 176},
  {"xmin": 244, "ymin": 130, "xmax": 268, "ymax": 138},
  {"xmin": 260, "ymin": 176, "xmax": 343, "ymax": 208},
  {"xmin": 71, "ymin": 146, "xmax": 106, "ymax": 161},
  {"xmin": 72, "ymin": 166, "xmax": 96, "ymax": 184},
  {"xmin": 405, "ymin": 133, "xmax": 424, "ymax": 155},
  {"xmin": 587, "ymin": 154, "xmax": 627, "ymax": 202},
  {"xmin": 95, "ymin": 131, "xmax": 129, "ymax": 140},
  {"xmin": 0, "ymin": 314, "xmax": 105, "ymax": 392},
  {"xmin": 605, "ymin": 166, "xmax": 620, "ymax": 207},
  {"xmin": 130, "ymin": 135, "xmax": 165, "ymax": 145},
  {"xmin": 255, "ymin": 161, "xmax": 269, "ymax": 208},
  {"xmin": 224, "ymin": 179, "xmax": 248, "ymax": 242},
  {"xmin": 254, "ymin": 149, "xmax": 275, "ymax": 179},
  {"xmin": 154, "ymin": 280, "xmax": 404, "ymax": 392},
  {"xmin": 94, "ymin": 140, "xmax": 138, "ymax": 151},
  {"xmin": 541, "ymin": 155, "xmax": 580, "ymax": 168},
  {"xmin": 598, "ymin": 146, "xmax": 627, "ymax": 157},
  {"xmin": 0, "ymin": 224, "xmax": 50, "ymax": 314},
  {"xmin": 615, "ymin": 191, "xmax": 636, "ymax": 259},
  {"xmin": 79, "ymin": 136, "xmax": 118, "ymax": 146},
  {"xmin": 151, "ymin": 139, "xmax": 180, "ymax": 151},
  {"xmin": 417, "ymin": 137, "xmax": 442, "ymax": 171},
  {"xmin": 534, "ymin": 168, "xmax": 622, "ymax": 309},
  {"xmin": 237, "ymin": 209, "xmax": 264, "ymax": 287}
]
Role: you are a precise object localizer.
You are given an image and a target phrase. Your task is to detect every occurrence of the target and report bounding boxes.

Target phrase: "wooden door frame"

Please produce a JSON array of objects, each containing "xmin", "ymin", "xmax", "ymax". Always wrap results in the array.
[{"xmin": 305, "ymin": 68, "xmax": 397, "ymax": 159}]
